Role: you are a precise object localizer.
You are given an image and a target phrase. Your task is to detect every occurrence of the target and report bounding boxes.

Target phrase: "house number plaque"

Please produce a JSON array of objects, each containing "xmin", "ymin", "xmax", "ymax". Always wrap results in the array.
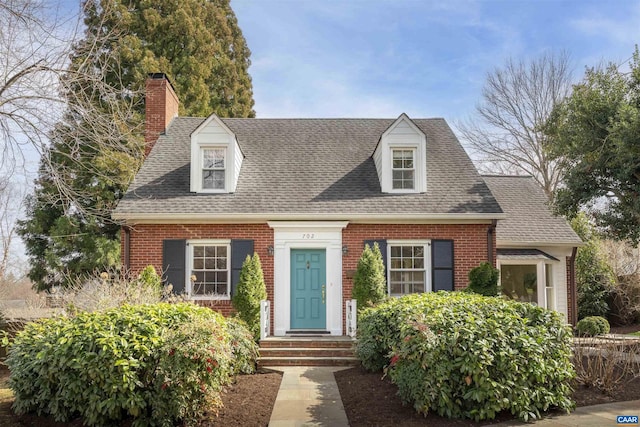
[{"xmin": 302, "ymin": 233, "xmax": 315, "ymax": 239}]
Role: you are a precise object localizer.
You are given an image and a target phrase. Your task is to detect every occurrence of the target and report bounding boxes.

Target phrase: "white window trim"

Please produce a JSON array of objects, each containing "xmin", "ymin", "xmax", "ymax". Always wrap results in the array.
[
  {"xmin": 497, "ymin": 259, "xmax": 556, "ymax": 310},
  {"xmin": 196, "ymin": 146, "xmax": 229, "ymax": 193},
  {"xmin": 387, "ymin": 240, "xmax": 432, "ymax": 297},
  {"xmin": 187, "ymin": 239, "xmax": 231, "ymax": 300},
  {"xmin": 391, "ymin": 148, "xmax": 416, "ymax": 192}
]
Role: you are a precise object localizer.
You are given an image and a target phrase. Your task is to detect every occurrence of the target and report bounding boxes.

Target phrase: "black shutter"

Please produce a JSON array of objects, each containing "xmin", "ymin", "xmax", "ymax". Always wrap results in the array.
[
  {"xmin": 432, "ymin": 240, "xmax": 454, "ymax": 291},
  {"xmin": 162, "ymin": 239, "xmax": 186, "ymax": 294},
  {"xmin": 231, "ymin": 239, "xmax": 254, "ymax": 297},
  {"xmin": 364, "ymin": 239, "xmax": 387, "ymax": 277}
]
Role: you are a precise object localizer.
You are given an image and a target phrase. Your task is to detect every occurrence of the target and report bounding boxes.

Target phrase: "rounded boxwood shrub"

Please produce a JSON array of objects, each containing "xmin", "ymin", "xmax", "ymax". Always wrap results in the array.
[
  {"xmin": 576, "ymin": 316, "xmax": 610, "ymax": 336},
  {"xmin": 6, "ymin": 303, "xmax": 257, "ymax": 426},
  {"xmin": 357, "ymin": 292, "xmax": 574, "ymax": 421},
  {"xmin": 465, "ymin": 262, "xmax": 500, "ymax": 296}
]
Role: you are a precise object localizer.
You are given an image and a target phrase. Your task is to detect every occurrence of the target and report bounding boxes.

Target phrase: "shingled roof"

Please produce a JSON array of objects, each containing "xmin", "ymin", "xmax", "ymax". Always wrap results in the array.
[
  {"xmin": 113, "ymin": 117, "xmax": 504, "ymax": 220},
  {"xmin": 482, "ymin": 175, "xmax": 582, "ymax": 246}
]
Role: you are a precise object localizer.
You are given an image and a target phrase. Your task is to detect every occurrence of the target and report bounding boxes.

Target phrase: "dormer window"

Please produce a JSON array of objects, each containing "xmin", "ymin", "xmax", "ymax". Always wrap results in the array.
[
  {"xmin": 392, "ymin": 149, "xmax": 415, "ymax": 190},
  {"xmin": 373, "ymin": 114, "xmax": 427, "ymax": 194},
  {"xmin": 202, "ymin": 148, "xmax": 225, "ymax": 190},
  {"xmin": 190, "ymin": 113, "xmax": 243, "ymax": 193}
]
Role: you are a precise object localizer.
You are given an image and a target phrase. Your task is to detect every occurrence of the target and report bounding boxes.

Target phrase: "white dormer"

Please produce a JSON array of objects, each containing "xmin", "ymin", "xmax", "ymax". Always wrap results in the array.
[
  {"xmin": 190, "ymin": 114, "xmax": 243, "ymax": 193},
  {"xmin": 373, "ymin": 113, "xmax": 427, "ymax": 193}
]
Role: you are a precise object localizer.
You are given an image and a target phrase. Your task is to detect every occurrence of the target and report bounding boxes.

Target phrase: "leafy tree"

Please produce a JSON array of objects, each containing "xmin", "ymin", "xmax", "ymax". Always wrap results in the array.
[
  {"xmin": 352, "ymin": 243, "xmax": 387, "ymax": 310},
  {"xmin": 465, "ymin": 262, "xmax": 499, "ymax": 296},
  {"xmin": 457, "ymin": 51, "xmax": 572, "ymax": 199},
  {"xmin": 571, "ymin": 213, "xmax": 616, "ymax": 319},
  {"xmin": 546, "ymin": 48, "xmax": 640, "ymax": 242},
  {"xmin": 232, "ymin": 253, "xmax": 267, "ymax": 340},
  {"xmin": 19, "ymin": 0, "xmax": 255, "ymax": 290}
]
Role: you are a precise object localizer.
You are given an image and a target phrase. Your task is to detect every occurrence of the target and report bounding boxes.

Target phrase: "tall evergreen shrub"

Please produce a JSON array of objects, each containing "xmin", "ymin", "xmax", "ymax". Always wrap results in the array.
[
  {"xmin": 352, "ymin": 243, "xmax": 386, "ymax": 310},
  {"xmin": 232, "ymin": 253, "xmax": 267, "ymax": 340}
]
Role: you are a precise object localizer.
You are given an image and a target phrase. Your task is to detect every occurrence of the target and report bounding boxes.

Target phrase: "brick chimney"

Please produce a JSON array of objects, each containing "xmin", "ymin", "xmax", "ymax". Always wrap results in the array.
[{"xmin": 145, "ymin": 73, "xmax": 179, "ymax": 156}]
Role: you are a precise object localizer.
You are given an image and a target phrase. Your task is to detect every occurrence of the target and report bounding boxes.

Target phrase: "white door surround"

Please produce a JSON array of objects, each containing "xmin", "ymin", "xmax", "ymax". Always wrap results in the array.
[{"xmin": 268, "ymin": 221, "xmax": 349, "ymax": 336}]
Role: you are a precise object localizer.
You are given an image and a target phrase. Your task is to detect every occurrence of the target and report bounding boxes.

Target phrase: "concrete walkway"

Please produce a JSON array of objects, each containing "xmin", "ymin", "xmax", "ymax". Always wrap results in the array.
[
  {"xmin": 488, "ymin": 399, "xmax": 640, "ymax": 426},
  {"xmin": 265, "ymin": 366, "xmax": 640, "ymax": 427},
  {"xmin": 266, "ymin": 366, "xmax": 350, "ymax": 427}
]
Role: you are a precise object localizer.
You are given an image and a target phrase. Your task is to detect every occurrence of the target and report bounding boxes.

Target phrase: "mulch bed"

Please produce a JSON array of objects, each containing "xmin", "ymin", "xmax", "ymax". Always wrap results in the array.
[
  {"xmin": 334, "ymin": 360, "xmax": 640, "ymax": 427},
  {"xmin": 0, "ymin": 367, "xmax": 282, "ymax": 427}
]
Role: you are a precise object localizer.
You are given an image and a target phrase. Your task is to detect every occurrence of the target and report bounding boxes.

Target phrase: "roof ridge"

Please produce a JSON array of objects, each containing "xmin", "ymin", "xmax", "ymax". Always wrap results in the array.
[{"xmin": 174, "ymin": 116, "xmax": 445, "ymax": 121}]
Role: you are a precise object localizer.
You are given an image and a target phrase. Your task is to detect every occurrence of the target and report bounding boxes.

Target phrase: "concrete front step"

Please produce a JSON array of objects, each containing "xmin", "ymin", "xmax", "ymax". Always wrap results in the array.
[
  {"xmin": 259, "ymin": 356, "xmax": 359, "ymax": 367},
  {"xmin": 259, "ymin": 337, "xmax": 355, "ymax": 349},
  {"xmin": 258, "ymin": 336, "xmax": 358, "ymax": 367},
  {"xmin": 260, "ymin": 347, "xmax": 355, "ymax": 358}
]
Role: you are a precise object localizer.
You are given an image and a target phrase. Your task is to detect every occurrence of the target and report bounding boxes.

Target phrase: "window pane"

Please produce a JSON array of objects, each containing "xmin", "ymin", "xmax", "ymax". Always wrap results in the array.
[
  {"xmin": 205, "ymin": 258, "xmax": 216, "ymax": 269},
  {"xmin": 193, "ymin": 246, "xmax": 204, "ymax": 257},
  {"xmin": 205, "ymin": 246, "xmax": 216, "ymax": 257},
  {"xmin": 501, "ymin": 264, "xmax": 538, "ymax": 304},
  {"xmin": 193, "ymin": 258, "xmax": 204, "ymax": 270},
  {"xmin": 203, "ymin": 149, "xmax": 225, "ymax": 169},
  {"xmin": 390, "ymin": 246, "xmax": 401, "ymax": 257},
  {"xmin": 203, "ymin": 170, "xmax": 225, "ymax": 190}
]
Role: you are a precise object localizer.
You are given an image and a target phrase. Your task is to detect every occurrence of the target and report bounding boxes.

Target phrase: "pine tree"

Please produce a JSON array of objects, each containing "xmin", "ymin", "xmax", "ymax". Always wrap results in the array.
[
  {"xmin": 19, "ymin": 0, "xmax": 255, "ymax": 290},
  {"xmin": 352, "ymin": 243, "xmax": 387, "ymax": 310},
  {"xmin": 232, "ymin": 253, "xmax": 267, "ymax": 340}
]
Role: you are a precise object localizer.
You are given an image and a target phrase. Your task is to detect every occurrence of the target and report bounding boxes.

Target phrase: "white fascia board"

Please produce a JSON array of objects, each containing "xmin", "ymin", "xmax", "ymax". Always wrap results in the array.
[{"xmin": 113, "ymin": 212, "xmax": 507, "ymax": 224}]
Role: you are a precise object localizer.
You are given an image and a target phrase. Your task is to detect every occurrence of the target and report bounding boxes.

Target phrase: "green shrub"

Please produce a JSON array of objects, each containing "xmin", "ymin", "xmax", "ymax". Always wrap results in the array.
[
  {"xmin": 571, "ymin": 213, "xmax": 616, "ymax": 319},
  {"xmin": 138, "ymin": 265, "xmax": 163, "ymax": 291},
  {"xmin": 357, "ymin": 293, "xmax": 574, "ymax": 421},
  {"xmin": 352, "ymin": 243, "xmax": 387, "ymax": 310},
  {"xmin": 6, "ymin": 303, "xmax": 258, "ymax": 426},
  {"xmin": 225, "ymin": 317, "xmax": 259, "ymax": 374},
  {"xmin": 465, "ymin": 262, "xmax": 499, "ymax": 296},
  {"xmin": 151, "ymin": 315, "xmax": 233, "ymax": 426},
  {"xmin": 232, "ymin": 253, "xmax": 267, "ymax": 340},
  {"xmin": 576, "ymin": 316, "xmax": 610, "ymax": 336}
]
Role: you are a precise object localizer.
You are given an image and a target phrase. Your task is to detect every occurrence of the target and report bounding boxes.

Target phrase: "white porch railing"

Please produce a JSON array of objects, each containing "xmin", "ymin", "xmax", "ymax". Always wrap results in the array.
[
  {"xmin": 346, "ymin": 299, "xmax": 357, "ymax": 337},
  {"xmin": 259, "ymin": 300, "xmax": 270, "ymax": 340}
]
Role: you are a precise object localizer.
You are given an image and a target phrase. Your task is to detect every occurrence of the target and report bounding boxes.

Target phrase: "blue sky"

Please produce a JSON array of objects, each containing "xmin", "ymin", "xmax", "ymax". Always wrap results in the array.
[{"xmin": 231, "ymin": 0, "xmax": 639, "ymax": 122}]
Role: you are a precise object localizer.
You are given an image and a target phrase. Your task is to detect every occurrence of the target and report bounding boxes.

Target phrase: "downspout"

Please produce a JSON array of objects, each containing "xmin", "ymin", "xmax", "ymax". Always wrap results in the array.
[
  {"xmin": 569, "ymin": 247, "xmax": 578, "ymax": 326},
  {"xmin": 123, "ymin": 226, "xmax": 131, "ymax": 271},
  {"xmin": 487, "ymin": 220, "xmax": 497, "ymax": 266}
]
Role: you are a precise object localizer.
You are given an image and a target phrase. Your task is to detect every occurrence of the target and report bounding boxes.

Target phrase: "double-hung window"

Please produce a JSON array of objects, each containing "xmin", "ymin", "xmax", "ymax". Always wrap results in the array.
[
  {"xmin": 392, "ymin": 149, "xmax": 415, "ymax": 190},
  {"xmin": 202, "ymin": 148, "xmax": 225, "ymax": 190},
  {"xmin": 389, "ymin": 243, "xmax": 428, "ymax": 296},
  {"xmin": 189, "ymin": 242, "xmax": 230, "ymax": 299}
]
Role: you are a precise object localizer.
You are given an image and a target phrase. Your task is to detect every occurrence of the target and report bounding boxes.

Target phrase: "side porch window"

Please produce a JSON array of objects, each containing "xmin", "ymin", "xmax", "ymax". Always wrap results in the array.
[{"xmin": 499, "ymin": 261, "xmax": 555, "ymax": 310}]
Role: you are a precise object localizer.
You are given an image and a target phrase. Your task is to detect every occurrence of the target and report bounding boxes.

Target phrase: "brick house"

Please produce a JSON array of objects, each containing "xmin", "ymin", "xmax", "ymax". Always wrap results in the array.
[{"xmin": 112, "ymin": 74, "xmax": 582, "ymax": 336}]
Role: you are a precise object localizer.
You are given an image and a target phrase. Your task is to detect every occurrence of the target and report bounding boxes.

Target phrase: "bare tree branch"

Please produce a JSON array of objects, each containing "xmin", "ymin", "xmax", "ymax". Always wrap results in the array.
[{"xmin": 457, "ymin": 51, "xmax": 573, "ymax": 199}]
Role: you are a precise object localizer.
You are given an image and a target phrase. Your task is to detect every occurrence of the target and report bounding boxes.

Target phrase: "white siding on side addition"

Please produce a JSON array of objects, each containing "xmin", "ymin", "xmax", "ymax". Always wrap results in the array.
[
  {"xmin": 190, "ymin": 114, "xmax": 243, "ymax": 193},
  {"xmin": 374, "ymin": 113, "xmax": 427, "ymax": 194}
]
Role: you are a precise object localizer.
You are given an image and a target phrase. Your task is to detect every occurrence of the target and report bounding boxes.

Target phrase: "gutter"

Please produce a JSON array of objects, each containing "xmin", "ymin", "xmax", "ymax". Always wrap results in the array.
[
  {"xmin": 487, "ymin": 219, "xmax": 497, "ymax": 265},
  {"xmin": 112, "ymin": 212, "xmax": 507, "ymax": 224},
  {"xmin": 569, "ymin": 246, "xmax": 578, "ymax": 326}
]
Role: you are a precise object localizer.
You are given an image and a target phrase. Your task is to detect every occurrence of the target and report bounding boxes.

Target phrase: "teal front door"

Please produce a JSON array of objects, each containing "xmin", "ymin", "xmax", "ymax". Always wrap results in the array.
[{"xmin": 290, "ymin": 249, "xmax": 327, "ymax": 330}]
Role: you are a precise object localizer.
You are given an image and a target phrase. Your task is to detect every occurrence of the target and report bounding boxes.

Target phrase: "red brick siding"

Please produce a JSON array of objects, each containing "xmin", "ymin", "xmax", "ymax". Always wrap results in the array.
[
  {"xmin": 126, "ymin": 224, "xmax": 274, "ymax": 321},
  {"xmin": 124, "ymin": 222, "xmax": 494, "ymax": 334},
  {"xmin": 341, "ymin": 223, "xmax": 494, "ymax": 330}
]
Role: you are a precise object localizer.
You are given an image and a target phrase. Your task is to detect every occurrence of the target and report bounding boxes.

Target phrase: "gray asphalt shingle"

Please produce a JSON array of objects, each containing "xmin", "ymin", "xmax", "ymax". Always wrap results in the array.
[
  {"xmin": 483, "ymin": 175, "xmax": 582, "ymax": 245},
  {"xmin": 114, "ymin": 117, "xmax": 503, "ymax": 217}
]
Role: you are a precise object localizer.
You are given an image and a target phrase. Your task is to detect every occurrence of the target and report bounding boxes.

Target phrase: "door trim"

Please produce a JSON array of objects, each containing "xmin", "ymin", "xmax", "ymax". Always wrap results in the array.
[
  {"xmin": 290, "ymin": 249, "xmax": 327, "ymax": 330},
  {"xmin": 269, "ymin": 221, "xmax": 348, "ymax": 336}
]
